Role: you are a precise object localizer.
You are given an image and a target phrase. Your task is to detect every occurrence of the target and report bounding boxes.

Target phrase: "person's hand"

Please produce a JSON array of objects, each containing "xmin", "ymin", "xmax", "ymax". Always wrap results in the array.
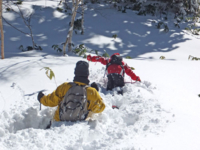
[
  {"xmin": 37, "ymin": 91, "xmax": 44, "ymax": 102},
  {"xmin": 91, "ymin": 82, "xmax": 99, "ymax": 92},
  {"xmin": 87, "ymin": 55, "xmax": 92, "ymax": 61},
  {"xmin": 136, "ymin": 76, "xmax": 141, "ymax": 82}
]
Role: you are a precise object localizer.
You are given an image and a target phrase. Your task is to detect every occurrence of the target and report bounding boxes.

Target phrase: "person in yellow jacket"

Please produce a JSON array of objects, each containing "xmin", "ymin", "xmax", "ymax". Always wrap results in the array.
[{"xmin": 37, "ymin": 60, "xmax": 105, "ymax": 124}]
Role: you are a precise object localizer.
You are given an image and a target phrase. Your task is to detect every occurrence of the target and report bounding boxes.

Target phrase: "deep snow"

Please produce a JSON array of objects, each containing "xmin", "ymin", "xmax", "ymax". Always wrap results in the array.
[{"xmin": 0, "ymin": 0, "xmax": 200, "ymax": 150}]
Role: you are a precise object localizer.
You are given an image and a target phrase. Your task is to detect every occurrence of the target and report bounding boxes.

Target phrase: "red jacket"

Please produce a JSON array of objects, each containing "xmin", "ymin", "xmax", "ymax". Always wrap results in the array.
[{"xmin": 87, "ymin": 54, "xmax": 141, "ymax": 81}]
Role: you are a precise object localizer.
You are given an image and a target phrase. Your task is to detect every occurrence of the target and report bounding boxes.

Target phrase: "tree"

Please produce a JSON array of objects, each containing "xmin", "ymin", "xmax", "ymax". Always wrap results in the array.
[
  {"xmin": 63, "ymin": 0, "xmax": 83, "ymax": 55},
  {"xmin": 2, "ymin": 1, "xmax": 42, "ymax": 51},
  {"xmin": 15, "ymin": 4, "xmax": 36, "ymax": 49},
  {"xmin": 0, "ymin": 0, "xmax": 4, "ymax": 59},
  {"xmin": 81, "ymin": 0, "xmax": 85, "ymax": 35}
]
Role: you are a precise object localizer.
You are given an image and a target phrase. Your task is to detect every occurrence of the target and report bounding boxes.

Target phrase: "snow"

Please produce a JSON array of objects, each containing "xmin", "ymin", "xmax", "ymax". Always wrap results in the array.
[{"xmin": 0, "ymin": 0, "xmax": 200, "ymax": 150}]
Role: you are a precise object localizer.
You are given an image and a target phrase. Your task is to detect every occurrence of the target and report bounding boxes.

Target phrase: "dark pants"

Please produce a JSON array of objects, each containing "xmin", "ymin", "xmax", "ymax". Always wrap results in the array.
[
  {"xmin": 46, "ymin": 121, "xmax": 52, "ymax": 129},
  {"xmin": 107, "ymin": 73, "xmax": 124, "ymax": 95}
]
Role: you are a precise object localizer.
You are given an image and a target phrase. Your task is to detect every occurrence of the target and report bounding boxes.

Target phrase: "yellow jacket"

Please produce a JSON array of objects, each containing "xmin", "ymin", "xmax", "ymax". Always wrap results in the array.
[{"xmin": 40, "ymin": 81, "xmax": 105, "ymax": 121}]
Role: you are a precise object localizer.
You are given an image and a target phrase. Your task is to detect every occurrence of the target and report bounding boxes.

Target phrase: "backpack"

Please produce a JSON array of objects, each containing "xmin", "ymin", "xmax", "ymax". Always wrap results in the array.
[
  {"xmin": 59, "ymin": 82, "xmax": 89, "ymax": 122},
  {"xmin": 106, "ymin": 54, "xmax": 125, "ymax": 76}
]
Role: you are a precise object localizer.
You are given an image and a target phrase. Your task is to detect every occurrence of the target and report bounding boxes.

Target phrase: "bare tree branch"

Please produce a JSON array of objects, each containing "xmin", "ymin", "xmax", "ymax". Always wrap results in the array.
[
  {"xmin": 4, "ymin": 0, "xmax": 39, "ymax": 49},
  {"xmin": 2, "ymin": 16, "xmax": 30, "ymax": 35},
  {"xmin": 14, "ymin": 3, "xmax": 36, "ymax": 48}
]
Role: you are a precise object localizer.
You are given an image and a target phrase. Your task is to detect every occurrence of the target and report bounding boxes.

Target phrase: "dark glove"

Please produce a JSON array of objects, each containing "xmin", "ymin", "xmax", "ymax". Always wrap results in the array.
[
  {"xmin": 37, "ymin": 91, "xmax": 44, "ymax": 102},
  {"xmin": 136, "ymin": 76, "xmax": 141, "ymax": 82},
  {"xmin": 91, "ymin": 82, "xmax": 99, "ymax": 92}
]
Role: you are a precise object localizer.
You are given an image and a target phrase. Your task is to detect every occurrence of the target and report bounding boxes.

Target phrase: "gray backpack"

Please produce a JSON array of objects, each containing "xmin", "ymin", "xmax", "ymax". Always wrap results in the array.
[{"xmin": 59, "ymin": 82, "xmax": 89, "ymax": 122}]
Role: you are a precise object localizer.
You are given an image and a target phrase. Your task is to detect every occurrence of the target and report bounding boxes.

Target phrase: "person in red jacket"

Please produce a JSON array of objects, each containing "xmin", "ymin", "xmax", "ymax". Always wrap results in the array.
[{"xmin": 87, "ymin": 53, "xmax": 141, "ymax": 95}]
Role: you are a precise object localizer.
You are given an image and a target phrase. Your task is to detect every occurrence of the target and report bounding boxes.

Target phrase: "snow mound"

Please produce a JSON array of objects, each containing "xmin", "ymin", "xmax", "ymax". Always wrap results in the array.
[{"xmin": 0, "ymin": 69, "xmax": 174, "ymax": 149}]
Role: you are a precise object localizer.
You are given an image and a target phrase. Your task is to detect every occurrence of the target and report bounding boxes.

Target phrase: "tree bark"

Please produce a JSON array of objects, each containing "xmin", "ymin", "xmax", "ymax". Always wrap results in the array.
[
  {"xmin": 0, "ymin": 0, "xmax": 4, "ymax": 59},
  {"xmin": 27, "ymin": 14, "xmax": 36, "ymax": 48},
  {"xmin": 63, "ymin": 0, "xmax": 81, "ymax": 55},
  {"xmin": 81, "ymin": 0, "xmax": 84, "ymax": 35}
]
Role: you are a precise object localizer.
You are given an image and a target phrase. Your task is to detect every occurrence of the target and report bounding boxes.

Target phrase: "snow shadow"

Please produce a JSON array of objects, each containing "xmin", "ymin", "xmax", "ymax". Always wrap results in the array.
[
  {"xmin": 3, "ymin": 2, "xmax": 192, "ymax": 60},
  {"xmin": 79, "ymin": 5, "xmax": 191, "ymax": 59},
  {"xmin": 0, "ymin": 56, "xmax": 68, "ymax": 83},
  {"xmin": 3, "ymin": 4, "xmax": 70, "ymax": 58}
]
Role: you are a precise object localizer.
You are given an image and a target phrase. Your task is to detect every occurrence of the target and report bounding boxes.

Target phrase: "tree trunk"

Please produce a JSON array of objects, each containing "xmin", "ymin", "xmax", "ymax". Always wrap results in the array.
[
  {"xmin": 189, "ymin": 0, "xmax": 192, "ymax": 11},
  {"xmin": 0, "ymin": 0, "xmax": 4, "ymax": 59},
  {"xmin": 81, "ymin": 0, "xmax": 84, "ymax": 35},
  {"xmin": 63, "ymin": 0, "xmax": 80, "ymax": 55},
  {"xmin": 27, "ymin": 16, "xmax": 36, "ymax": 49}
]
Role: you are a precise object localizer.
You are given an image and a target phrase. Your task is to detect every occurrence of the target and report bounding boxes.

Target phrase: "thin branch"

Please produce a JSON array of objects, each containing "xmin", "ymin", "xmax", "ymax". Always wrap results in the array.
[
  {"xmin": 4, "ymin": 0, "xmax": 38, "ymax": 49},
  {"xmin": 15, "ymin": 3, "xmax": 29, "ymax": 27},
  {"xmin": 3, "ymin": 2, "xmax": 26, "ymax": 19},
  {"xmin": 14, "ymin": 3, "xmax": 36, "ymax": 47},
  {"xmin": 2, "ymin": 16, "xmax": 30, "ymax": 35},
  {"xmin": 27, "ymin": 13, "xmax": 36, "ymax": 47}
]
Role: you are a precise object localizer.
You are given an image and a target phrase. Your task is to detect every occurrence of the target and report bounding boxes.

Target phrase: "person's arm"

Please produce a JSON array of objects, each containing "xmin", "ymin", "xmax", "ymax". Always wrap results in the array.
[
  {"xmin": 87, "ymin": 87, "xmax": 105, "ymax": 113},
  {"xmin": 40, "ymin": 82, "xmax": 71, "ymax": 107},
  {"xmin": 124, "ymin": 63, "xmax": 141, "ymax": 82},
  {"xmin": 87, "ymin": 55, "xmax": 108, "ymax": 65}
]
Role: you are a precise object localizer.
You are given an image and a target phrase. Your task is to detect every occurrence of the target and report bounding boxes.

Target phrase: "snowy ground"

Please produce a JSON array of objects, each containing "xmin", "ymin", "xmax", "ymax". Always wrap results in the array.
[{"xmin": 0, "ymin": 0, "xmax": 200, "ymax": 150}]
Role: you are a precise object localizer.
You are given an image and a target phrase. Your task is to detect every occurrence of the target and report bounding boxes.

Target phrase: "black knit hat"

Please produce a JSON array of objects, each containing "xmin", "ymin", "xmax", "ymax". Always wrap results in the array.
[
  {"xmin": 74, "ymin": 61, "xmax": 89, "ymax": 77},
  {"xmin": 73, "ymin": 61, "xmax": 90, "ymax": 84}
]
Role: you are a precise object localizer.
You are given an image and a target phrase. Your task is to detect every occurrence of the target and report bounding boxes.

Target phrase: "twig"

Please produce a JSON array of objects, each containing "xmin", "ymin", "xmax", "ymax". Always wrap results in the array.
[
  {"xmin": 2, "ymin": 17, "xmax": 30, "ymax": 35},
  {"xmin": 27, "ymin": 13, "xmax": 36, "ymax": 48},
  {"xmin": 15, "ymin": 3, "xmax": 36, "ymax": 48}
]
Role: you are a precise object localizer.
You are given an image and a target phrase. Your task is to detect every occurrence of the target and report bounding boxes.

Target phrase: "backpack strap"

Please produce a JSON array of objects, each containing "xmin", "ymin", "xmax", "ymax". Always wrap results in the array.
[
  {"xmin": 103, "ymin": 59, "xmax": 109, "ymax": 78},
  {"xmin": 83, "ymin": 85, "xmax": 88, "ymax": 101},
  {"xmin": 105, "ymin": 62, "xmax": 111, "ymax": 76},
  {"xmin": 82, "ymin": 85, "xmax": 89, "ymax": 119},
  {"xmin": 119, "ymin": 64, "xmax": 125, "ymax": 77},
  {"xmin": 68, "ymin": 82, "xmax": 77, "ymax": 87}
]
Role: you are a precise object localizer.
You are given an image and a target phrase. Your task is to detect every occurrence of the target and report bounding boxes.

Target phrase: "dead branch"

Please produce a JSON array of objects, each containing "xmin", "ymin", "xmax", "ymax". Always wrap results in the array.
[
  {"xmin": 15, "ymin": 3, "xmax": 36, "ymax": 48},
  {"xmin": 2, "ymin": 17, "xmax": 30, "ymax": 35}
]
